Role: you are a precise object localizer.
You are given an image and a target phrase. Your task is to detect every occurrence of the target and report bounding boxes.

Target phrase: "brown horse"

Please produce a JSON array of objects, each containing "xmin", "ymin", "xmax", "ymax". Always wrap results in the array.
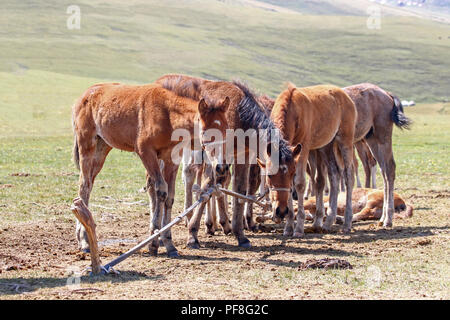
[
  {"xmin": 156, "ymin": 74, "xmax": 276, "ymax": 248},
  {"xmin": 72, "ymin": 82, "xmax": 229, "ymax": 257},
  {"xmin": 258, "ymin": 83, "xmax": 357, "ymax": 236},
  {"xmin": 343, "ymin": 83, "xmax": 411, "ymax": 227}
]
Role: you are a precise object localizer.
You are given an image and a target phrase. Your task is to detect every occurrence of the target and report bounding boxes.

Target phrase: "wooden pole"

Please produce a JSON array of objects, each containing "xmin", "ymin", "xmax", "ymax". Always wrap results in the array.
[{"xmin": 71, "ymin": 198, "xmax": 102, "ymax": 274}]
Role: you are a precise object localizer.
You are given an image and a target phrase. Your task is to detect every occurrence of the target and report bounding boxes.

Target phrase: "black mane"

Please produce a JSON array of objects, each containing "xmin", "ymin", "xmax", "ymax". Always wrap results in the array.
[{"xmin": 233, "ymin": 80, "xmax": 293, "ymax": 163}]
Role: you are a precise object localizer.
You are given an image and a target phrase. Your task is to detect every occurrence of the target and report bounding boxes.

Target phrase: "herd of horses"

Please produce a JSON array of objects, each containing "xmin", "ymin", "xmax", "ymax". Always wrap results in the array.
[{"xmin": 71, "ymin": 74, "xmax": 412, "ymax": 257}]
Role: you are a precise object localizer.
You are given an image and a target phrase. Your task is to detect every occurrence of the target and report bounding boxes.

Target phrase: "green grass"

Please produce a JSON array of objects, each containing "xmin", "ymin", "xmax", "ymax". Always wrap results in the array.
[{"xmin": 0, "ymin": 0, "xmax": 449, "ymax": 105}]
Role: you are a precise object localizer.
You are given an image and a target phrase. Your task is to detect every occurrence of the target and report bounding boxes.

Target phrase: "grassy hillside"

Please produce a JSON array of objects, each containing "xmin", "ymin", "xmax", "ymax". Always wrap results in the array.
[{"xmin": 0, "ymin": 0, "xmax": 449, "ymax": 138}]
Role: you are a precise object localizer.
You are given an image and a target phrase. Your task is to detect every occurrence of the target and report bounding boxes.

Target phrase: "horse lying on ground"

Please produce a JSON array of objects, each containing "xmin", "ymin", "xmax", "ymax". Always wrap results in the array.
[
  {"xmin": 256, "ymin": 188, "xmax": 413, "ymax": 225},
  {"xmin": 301, "ymin": 188, "xmax": 413, "ymax": 223}
]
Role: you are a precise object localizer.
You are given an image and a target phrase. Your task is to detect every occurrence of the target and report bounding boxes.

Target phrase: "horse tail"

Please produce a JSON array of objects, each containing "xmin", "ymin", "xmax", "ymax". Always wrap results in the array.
[
  {"xmin": 73, "ymin": 135, "xmax": 80, "ymax": 171},
  {"xmin": 389, "ymin": 93, "xmax": 412, "ymax": 130}
]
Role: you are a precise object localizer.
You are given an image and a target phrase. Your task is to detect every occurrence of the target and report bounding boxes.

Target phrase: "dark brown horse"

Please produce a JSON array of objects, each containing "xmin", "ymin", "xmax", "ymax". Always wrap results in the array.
[
  {"xmin": 72, "ymin": 82, "xmax": 229, "ymax": 257},
  {"xmin": 156, "ymin": 74, "xmax": 279, "ymax": 248}
]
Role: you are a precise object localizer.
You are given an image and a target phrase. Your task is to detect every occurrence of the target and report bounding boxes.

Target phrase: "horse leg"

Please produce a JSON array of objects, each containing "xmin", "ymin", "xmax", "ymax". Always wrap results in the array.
[
  {"xmin": 182, "ymin": 153, "xmax": 196, "ymax": 225},
  {"xmin": 293, "ymin": 150, "xmax": 310, "ymax": 237},
  {"xmin": 312, "ymin": 152, "xmax": 326, "ymax": 232},
  {"xmin": 137, "ymin": 147, "xmax": 167, "ymax": 256},
  {"xmin": 337, "ymin": 141, "xmax": 355, "ymax": 233},
  {"xmin": 187, "ymin": 200, "xmax": 207, "ymax": 249},
  {"xmin": 356, "ymin": 140, "xmax": 372, "ymax": 188},
  {"xmin": 366, "ymin": 138, "xmax": 395, "ymax": 227},
  {"xmin": 216, "ymin": 171, "xmax": 232, "ymax": 234},
  {"xmin": 323, "ymin": 145, "xmax": 340, "ymax": 231},
  {"xmin": 371, "ymin": 165, "xmax": 377, "ymax": 188},
  {"xmin": 306, "ymin": 151, "xmax": 317, "ymax": 198},
  {"xmin": 244, "ymin": 164, "xmax": 260, "ymax": 232},
  {"xmin": 232, "ymin": 163, "xmax": 251, "ymax": 248},
  {"xmin": 353, "ymin": 148, "xmax": 362, "ymax": 188},
  {"xmin": 75, "ymin": 137, "xmax": 112, "ymax": 252},
  {"xmin": 160, "ymin": 161, "xmax": 179, "ymax": 257},
  {"xmin": 205, "ymin": 194, "xmax": 217, "ymax": 235}
]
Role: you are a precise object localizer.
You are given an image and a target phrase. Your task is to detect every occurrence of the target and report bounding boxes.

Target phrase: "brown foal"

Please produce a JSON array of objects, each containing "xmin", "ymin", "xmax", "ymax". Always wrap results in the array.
[{"xmin": 72, "ymin": 82, "xmax": 229, "ymax": 257}]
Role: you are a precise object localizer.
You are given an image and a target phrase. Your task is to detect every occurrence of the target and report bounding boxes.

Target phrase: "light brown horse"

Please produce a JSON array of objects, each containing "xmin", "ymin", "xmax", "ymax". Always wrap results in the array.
[
  {"xmin": 343, "ymin": 83, "xmax": 411, "ymax": 227},
  {"xmin": 72, "ymin": 82, "xmax": 229, "ymax": 257},
  {"xmin": 302, "ymin": 188, "xmax": 413, "ymax": 222},
  {"xmin": 258, "ymin": 83, "xmax": 357, "ymax": 236},
  {"xmin": 156, "ymin": 74, "xmax": 275, "ymax": 248}
]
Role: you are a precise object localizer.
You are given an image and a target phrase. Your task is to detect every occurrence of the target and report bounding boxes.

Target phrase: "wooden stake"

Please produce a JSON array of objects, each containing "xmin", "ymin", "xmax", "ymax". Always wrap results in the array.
[{"xmin": 71, "ymin": 198, "xmax": 102, "ymax": 274}]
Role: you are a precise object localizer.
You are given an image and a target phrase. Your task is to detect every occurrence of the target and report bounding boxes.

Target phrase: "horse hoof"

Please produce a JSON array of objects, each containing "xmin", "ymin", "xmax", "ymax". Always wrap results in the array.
[
  {"xmin": 187, "ymin": 240, "xmax": 200, "ymax": 249},
  {"xmin": 167, "ymin": 250, "xmax": 179, "ymax": 258},
  {"xmin": 238, "ymin": 238, "xmax": 251, "ymax": 248},
  {"xmin": 206, "ymin": 229, "xmax": 215, "ymax": 236},
  {"xmin": 283, "ymin": 230, "xmax": 293, "ymax": 237},
  {"xmin": 222, "ymin": 227, "xmax": 232, "ymax": 235},
  {"xmin": 383, "ymin": 221, "xmax": 393, "ymax": 228},
  {"xmin": 293, "ymin": 232, "xmax": 304, "ymax": 238},
  {"xmin": 148, "ymin": 247, "xmax": 158, "ymax": 257},
  {"xmin": 342, "ymin": 227, "xmax": 352, "ymax": 234}
]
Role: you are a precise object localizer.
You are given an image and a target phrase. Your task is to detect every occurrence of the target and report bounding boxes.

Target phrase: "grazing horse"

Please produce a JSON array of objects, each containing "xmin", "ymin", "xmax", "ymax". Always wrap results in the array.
[
  {"xmin": 72, "ymin": 82, "xmax": 229, "ymax": 257},
  {"xmin": 156, "ymin": 74, "xmax": 275, "ymax": 248},
  {"xmin": 259, "ymin": 83, "xmax": 357, "ymax": 236},
  {"xmin": 343, "ymin": 83, "xmax": 411, "ymax": 227}
]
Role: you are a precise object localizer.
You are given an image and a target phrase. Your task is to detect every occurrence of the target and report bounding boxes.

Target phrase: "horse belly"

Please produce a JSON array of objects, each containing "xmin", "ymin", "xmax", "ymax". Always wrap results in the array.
[
  {"xmin": 309, "ymin": 120, "xmax": 340, "ymax": 150},
  {"xmin": 94, "ymin": 111, "xmax": 138, "ymax": 152}
]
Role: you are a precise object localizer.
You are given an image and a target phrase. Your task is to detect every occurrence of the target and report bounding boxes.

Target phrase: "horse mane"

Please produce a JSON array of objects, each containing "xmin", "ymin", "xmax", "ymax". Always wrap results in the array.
[
  {"xmin": 257, "ymin": 94, "xmax": 275, "ymax": 114},
  {"xmin": 271, "ymin": 82, "xmax": 297, "ymax": 137},
  {"xmin": 233, "ymin": 80, "xmax": 292, "ymax": 162},
  {"xmin": 159, "ymin": 74, "xmax": 204, "ymax": 101}
]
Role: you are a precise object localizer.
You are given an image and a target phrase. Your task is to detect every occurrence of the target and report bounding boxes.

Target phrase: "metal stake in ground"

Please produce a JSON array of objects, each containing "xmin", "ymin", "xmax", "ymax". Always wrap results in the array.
[{"xmin": 71, "ymin": 187, "xmax": 215, "ymax": 275}]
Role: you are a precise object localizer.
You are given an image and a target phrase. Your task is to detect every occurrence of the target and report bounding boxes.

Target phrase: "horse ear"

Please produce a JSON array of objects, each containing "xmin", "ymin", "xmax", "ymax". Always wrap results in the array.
[
  {"xmin": 256, "ymin": 158, "xmax": 266, "ymax": 169},
  {"xmin": 292, "ymin": 143, "xmax": 302, "ymax": 158},
  {"xmin": 198, "ymin": 99, "xmax": 209, "ymax": 118},
  {"xmin": 220, "ymin": 97, "xmax": 230, "ymax": 112}
]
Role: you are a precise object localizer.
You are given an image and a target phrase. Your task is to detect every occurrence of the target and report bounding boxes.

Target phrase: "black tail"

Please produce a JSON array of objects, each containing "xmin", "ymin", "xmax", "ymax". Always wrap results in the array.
[
  {"xmin": 389, "ymin": 93, "xmax": 412, "ymax": 130},
  {"xmin": 73, "ymin": 134, "xmax": 80, "ymax": 171}
]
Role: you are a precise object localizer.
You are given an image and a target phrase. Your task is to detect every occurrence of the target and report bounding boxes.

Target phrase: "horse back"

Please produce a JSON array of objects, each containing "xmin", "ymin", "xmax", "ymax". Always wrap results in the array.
[{"xmin": 289, "ymin": 85, "xmax": 356, "ymax": 148}]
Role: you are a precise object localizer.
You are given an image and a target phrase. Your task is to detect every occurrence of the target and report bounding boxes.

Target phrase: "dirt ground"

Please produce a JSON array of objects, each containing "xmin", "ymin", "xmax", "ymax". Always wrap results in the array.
[{"xmin": 0, "ymin": 191, "xmax": 448, "ymax": 300}]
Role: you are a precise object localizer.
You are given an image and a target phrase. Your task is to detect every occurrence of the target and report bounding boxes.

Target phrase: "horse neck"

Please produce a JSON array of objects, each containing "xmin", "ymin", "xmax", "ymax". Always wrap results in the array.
[{"xmin": 271, "ymin": 99, "xmax": 294, "ymax": 143}]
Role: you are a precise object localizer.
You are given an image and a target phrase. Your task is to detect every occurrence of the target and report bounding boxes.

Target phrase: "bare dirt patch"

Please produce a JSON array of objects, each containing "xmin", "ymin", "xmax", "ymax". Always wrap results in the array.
[{"xmin": 0, "ymin": 194, "xmax": 448, "ymax": 300}]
